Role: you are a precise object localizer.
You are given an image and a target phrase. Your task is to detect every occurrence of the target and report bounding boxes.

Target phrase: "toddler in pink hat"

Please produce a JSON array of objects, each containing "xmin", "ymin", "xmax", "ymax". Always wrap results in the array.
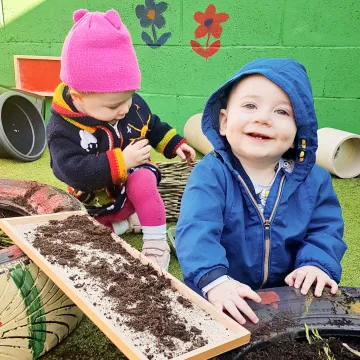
[{"xmin": 47, "ymin": 9, "xmax": 195, "ymax": 271}]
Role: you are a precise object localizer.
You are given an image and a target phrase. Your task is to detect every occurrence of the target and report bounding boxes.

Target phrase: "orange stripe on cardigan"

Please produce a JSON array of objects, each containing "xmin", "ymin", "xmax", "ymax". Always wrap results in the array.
[
  {"xmin": 60, "ymin": 116, "xmax": 97, "ymax": 134},
  {"xmin": 53, "ymin": 83, "xmax": 70, "ymax": 111},
  {"xmin": 106, "ymin": 148, "xmax": 127, "ymax": 184},
  {"xmin": 155, "ymin": 128, "xmax": 177, "ymax": 154},
  {"xmin": 53, "ymin": 83, "xmax": 96, "ymax": 133},
  {"xmin": 53, "ymin": 83, "xmax": 85, "ymax": 118}
]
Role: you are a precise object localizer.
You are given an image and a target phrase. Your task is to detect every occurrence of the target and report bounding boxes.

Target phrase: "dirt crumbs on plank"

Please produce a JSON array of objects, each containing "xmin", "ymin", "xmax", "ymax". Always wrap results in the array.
[{"xmin": 19, "ymin": 214, "xmax": 232, "ymax": 359}]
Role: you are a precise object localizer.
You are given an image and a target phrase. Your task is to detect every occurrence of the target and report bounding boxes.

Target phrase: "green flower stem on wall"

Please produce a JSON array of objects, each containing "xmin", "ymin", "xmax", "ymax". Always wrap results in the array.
[{"xmin": 151, "ymin": 23, "xmax": 158, "ymax": 43}]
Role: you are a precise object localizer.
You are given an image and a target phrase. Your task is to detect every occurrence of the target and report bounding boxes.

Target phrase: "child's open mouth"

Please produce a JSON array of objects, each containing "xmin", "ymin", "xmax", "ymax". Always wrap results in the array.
[{"xmin": 247, "ymin": 132, "xmax": 272, "ymax": 140}]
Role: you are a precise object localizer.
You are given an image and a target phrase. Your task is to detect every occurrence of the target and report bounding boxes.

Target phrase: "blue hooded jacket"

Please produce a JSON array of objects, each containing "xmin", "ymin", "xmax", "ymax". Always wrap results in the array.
[{"xmin": 176, "ymin": 58, "xmax": 347, "ymax": 295}]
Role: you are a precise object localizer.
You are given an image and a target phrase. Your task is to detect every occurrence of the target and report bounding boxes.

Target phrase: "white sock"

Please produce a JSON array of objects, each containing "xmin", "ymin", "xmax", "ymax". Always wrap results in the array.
[
  {"xmin": 111, "ymin": 220, "xmax": 129, "ymax": 235},
  {"xmin": 142, "ymin": 224, "xmax": 167, "ymax": 241}
]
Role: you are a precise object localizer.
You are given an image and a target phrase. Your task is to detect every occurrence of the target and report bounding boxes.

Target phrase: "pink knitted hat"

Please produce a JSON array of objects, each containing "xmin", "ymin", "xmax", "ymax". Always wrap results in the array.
[{"xmin": 60, "ymin": 9, "xmax": 141, "ymax": 93}]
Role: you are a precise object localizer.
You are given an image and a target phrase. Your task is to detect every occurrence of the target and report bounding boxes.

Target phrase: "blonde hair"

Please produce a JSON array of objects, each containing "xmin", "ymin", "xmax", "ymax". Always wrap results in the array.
[{"xmin": 67, "ymin": 87, "xmax": 94, "ymax": 99}]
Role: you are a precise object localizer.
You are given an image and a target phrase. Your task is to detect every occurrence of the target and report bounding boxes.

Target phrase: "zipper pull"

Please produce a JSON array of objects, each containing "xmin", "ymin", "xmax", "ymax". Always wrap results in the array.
[
  {"xmin": 114, "ymin": 126, "xmax": 120, "ymax": 138},
  {"xmin": 264, "ymin": 219, "xmax": 270, "ymax": 239}
]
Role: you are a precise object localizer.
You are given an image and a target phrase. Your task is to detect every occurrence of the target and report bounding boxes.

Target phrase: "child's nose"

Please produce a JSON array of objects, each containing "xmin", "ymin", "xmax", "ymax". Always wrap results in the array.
[{"xmin": 253, "ymin": 111, "xmax": 272, "ymax": 125}]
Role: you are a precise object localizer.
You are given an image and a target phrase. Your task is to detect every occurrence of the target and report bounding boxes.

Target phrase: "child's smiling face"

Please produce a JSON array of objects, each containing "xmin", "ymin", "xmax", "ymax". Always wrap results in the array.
[{"xmin": 219, "ymin": 74, "xmax": 297, "ymax": 164}]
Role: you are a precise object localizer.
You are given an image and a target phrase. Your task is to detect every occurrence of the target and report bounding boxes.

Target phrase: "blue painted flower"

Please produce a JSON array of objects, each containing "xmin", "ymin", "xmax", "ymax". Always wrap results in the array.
[
  {"xmin": 136, "ymin": 0, "xmax": 168, "ymax": 29},
  {"xmin": 136, "ymin": 0, "xmax": 171, "ymax": 48}
]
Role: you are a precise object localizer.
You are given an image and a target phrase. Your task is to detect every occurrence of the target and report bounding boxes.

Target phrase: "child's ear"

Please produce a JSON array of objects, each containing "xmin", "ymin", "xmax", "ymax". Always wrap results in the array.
[
  {"xmin": 69, "ymin": 89, "xmax": 84, "ymax": 104},
  {"xmin": 219, "ymin": 109, "xmax": 228, "ymax": 136}
]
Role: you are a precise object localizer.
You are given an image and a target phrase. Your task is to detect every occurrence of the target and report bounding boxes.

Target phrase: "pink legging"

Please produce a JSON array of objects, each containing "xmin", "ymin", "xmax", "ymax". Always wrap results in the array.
[{"xmin": 95, "ymin": 168, "xmax": 166, "ymax": 228}]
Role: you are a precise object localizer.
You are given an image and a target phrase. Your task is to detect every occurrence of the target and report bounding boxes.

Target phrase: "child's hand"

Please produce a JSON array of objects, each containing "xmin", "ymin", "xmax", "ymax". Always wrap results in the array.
[
  {"xmin": 122, "ymin": 139, "xmax": 152, "ymax": 169},
  {"xmin": 175, "ymin": 143, "xmax": 196, "ymax": 165},
  {"xmin": 207, "ymin": 280, "xmax": 261, "ymax": 325},
  {"xmin": 285, "ymin": 265, "xmax": 338, "ymax": 297}
]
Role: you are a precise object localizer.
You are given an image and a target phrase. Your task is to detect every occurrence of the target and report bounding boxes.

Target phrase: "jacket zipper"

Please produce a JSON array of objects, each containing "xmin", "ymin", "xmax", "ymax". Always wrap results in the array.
[
  {"xmin": 108, "ymin": 121, "xmax": 123, "ymax": 148},
  {"xmin": 237, "ymin": 174, "xmax": 286, "ymax": 289},
  {"xmin": 110, "ymin": 121, "xmax": 121, "ymax": 138}
]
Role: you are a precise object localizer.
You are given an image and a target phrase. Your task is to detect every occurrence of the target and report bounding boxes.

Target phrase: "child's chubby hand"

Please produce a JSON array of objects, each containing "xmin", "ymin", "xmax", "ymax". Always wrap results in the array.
[
  {"xmin": 285, "ymin": 265, "xmax": 338, "ymax": 297},
  {"xmin": 207, "ymin": 280, "xmax": 261, "ymax": 325},
  {"xmin": 122, "ymin": 139, "xmax": 152, "ymax": 169},
  {"xmin": 175, "ymin": 143, "xmax": 196, "ymax": 165}
]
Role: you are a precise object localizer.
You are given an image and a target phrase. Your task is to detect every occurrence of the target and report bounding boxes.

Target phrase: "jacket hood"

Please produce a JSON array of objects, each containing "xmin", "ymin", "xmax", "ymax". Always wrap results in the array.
[{"xmin": 202, "ymin": 58, "xmax": 318, "ymax": 179}]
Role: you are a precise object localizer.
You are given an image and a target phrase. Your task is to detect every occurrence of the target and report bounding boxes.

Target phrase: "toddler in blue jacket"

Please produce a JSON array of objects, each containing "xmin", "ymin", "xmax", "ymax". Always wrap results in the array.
[{"xmin": 176, "ymin": 58, "xmax": 347, "ymax": 325}]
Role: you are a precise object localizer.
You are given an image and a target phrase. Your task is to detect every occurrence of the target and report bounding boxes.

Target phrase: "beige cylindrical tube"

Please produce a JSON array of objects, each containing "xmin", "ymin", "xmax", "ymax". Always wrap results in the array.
[
  {"xmin": 184, "ymin": 113, "xmax": 214, "ymax": 155},
  {"xmin": 316, "ymin": 128, "xmax": 360, "ymax": 178}
]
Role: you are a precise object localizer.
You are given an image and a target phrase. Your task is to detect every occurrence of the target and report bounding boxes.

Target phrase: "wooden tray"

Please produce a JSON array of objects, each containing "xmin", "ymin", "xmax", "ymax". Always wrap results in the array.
[{"xmin": 0, "ymin": 212, "xmax": 250, "ymax": 360}]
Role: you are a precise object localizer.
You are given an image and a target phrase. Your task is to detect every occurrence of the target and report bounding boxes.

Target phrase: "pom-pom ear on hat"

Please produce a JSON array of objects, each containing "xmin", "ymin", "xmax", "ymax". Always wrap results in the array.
[
  {"xmin": 73, "ymin": 9, "xmax": 88, "ymax": 23},
  {"xmin": 104, "ymin": 9, "xmax": 121, "ymax": 30}
]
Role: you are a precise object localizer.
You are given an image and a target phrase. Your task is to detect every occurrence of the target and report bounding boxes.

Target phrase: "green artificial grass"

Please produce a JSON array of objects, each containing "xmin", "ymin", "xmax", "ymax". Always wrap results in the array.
[
  {"xmin": 331, "ymin": 177, "xmax": 360, "ymax": 288},
  {"xmin": 0, "ymin": 149, "xmax": 359, "ymax": 359}
]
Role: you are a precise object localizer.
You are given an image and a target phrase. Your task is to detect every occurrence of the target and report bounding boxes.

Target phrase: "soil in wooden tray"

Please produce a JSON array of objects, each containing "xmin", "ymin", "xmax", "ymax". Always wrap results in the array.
[{"xmin": 15, "ymin": 214, "xmax": 235, "ymax": 360}]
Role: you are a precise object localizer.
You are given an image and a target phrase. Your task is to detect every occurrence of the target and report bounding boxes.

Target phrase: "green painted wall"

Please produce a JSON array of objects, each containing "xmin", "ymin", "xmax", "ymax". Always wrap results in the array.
[{"xmin": 0, "ymin": 0, "xmax": 359, "ymax": 135}]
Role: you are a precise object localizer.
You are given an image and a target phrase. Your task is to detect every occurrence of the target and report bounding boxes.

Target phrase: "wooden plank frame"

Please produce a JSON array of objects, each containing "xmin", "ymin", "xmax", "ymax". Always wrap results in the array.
[
  {"xmin": 14, "ymin": 55, "xmax": 61, "ymax": 96},
  {"xmin": 0, "ymin": 212, "xmax": 250, "ymax": 360}
]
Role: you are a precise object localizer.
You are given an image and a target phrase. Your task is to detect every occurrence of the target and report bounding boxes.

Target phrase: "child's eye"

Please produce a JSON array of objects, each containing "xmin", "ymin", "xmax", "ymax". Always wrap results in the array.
[
  {"xmin": 243, "ymin": 103, "xmax": 256, "ymax": 109},
  {"xmin": 108, "ymin": 105, "xmax": 119, "ymax": 110},
  {"xmin": 276, "ymin": 109, "xmax": 289, "ymax": 116}
]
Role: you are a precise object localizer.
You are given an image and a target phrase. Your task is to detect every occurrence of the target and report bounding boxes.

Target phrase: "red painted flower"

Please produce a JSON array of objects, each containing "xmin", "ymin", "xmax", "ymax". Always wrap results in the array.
[{"xmin": 194, "ymin": 4, "xmax": 229, "ymax": 39}]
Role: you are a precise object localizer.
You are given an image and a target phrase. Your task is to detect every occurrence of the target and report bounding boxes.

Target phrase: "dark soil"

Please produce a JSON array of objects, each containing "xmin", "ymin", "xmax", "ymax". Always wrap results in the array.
[
  {"xmin": 219, "ymin": 289, "xmax": 360, "ymax": 360},
  {"xmin": 243, "ymin": 336, "xmax": 360, "ymax": 360},
  {"xmin": 30, "ymin": 214, "xmax": 208, "ymax": 359},
  {"xmin": 245, "ymin": 310, "xmax": 299, "ymax": 343},
  {"xmin": 219, "ymin": 332, "xmax": 360, "ymax": 360}
]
